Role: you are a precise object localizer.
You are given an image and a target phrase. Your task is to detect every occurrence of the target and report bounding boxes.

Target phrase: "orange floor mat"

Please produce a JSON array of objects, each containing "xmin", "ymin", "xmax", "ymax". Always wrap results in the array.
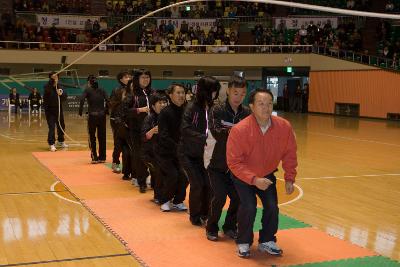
[{"xmin": 33, "ymin": 151, "xmax": 376, "ymax": 266}]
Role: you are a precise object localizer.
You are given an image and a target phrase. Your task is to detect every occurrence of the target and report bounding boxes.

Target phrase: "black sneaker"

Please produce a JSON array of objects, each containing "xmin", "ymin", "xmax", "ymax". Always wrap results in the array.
[
  {"xmin": 206, "ymin": 231, "xmax": 218, "ymax": 241},
  {"xmin": 122, "ymin": 175, "xmax": 130, "ymax": 180},
  {"xmin": 139, "ymin": 185, "xmax": 147, "ymax": 193},
  {"xmin": 224, "ymin": 229, "xmax": 238, "ymax": 240},
  {"xmin": 91, "ymin": 160, "xmax": 98, "ymax": 164},
  {"xmin": 190, "ymin": 217, "xmax": 202, "ymax": 226}
]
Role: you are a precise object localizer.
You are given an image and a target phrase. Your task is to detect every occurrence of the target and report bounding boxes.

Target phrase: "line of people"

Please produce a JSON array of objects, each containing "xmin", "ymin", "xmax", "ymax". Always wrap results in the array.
[{"xmin": 52, "ymin": 70, "xmax": 298, "ymax": 258}]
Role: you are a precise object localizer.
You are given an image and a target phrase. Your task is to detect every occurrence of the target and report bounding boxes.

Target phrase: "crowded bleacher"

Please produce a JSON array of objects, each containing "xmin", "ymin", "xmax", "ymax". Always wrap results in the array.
[{"xmin": 1, "ymin": 0, "xmax": 400, "ymax": 68}]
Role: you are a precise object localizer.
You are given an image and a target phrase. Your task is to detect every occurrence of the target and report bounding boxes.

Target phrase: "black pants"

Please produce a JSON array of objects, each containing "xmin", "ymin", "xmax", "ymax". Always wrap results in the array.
[
  {"xmin": 110, "ymin": 119, "xmax": 122, "ymax": 165},
  {"xmin": 45, "ymin": 111, "xmax": 65, "ymax": 145},
  {"xmin": 181, "ymin": 156, "xmax": 210, "ymax": 221},
  {"xmin": 131, "ymin": 135, "xmax": 149, "ymax": 187},
  {"xmin": 158, "ymin": 156, "xmax": 188, "ymax": 205},
  {"xmin": 143, "ymin": 157, "xmax": 162, "ymax": 200},
  {"xmin": 87, "ymin": 114, "xmax": 106, "ymax": 161},
  {"xmin": 206, "ymin": 168, "xmax": 239, "ymax": 234},
  {"xmin": 118, "ymin": 126, "xmax": 133, "ymax": 177},
  {"xmin": 233, "ymin": 173, "xmax": 278, "ymax": 245}
]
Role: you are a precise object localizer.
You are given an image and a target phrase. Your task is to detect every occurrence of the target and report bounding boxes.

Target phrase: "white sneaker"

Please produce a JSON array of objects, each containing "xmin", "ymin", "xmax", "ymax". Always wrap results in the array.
[
  {"xmin": 57, "ymin": 142, "xmax": 68, "ymax": 148},
  {"xmin": 160, "ymin": 201, "xmax": 171, "ymax": 212},
  {"xmin": 172, "ymin": 202, "xmax": 187, "ymax": 211},
  {"xmin": 50, "ymin": 145, "xmax": 57, "ymax": 152},
  {"xmin": 237, "ymin": 243, "xmax": 251, "ymax": 258},
  {"xmin": 258, "ymin": 241, "xmax": 283, "ymax": 255},
  {"xmin": 131, "ymin": 178, "xmax": 139, "ymax": 187}
]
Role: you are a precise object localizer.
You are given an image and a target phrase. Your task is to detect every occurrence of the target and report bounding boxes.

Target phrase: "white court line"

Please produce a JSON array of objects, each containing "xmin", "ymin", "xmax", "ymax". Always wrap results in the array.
[
  {"xmin": 305, "ymin": 131, "xmax": 400, "ymax": 148},
  {"xmin": 50, "ymin": 181, "xmax": 80, "ymax": 204},
  {"xmin": 297, "ymin": 173, "xmax": 400, "ymax": 180},
  {"xmin": 0, "ymin": 133, "xmax": 87, "ymax": 147},
  {"xmin": 277, "ymin": 178, "xmax": 304, "ymax": 206}
]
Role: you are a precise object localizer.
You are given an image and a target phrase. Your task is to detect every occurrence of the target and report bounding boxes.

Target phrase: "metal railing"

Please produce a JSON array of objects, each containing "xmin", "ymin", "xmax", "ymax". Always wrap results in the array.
[
  {"xmin": 314, "ymin": 46, "xmax": 399, "ymax": 71},
  {"xmin": 0, "ymin": 41, "xmax": 312, "ymax": 54}
]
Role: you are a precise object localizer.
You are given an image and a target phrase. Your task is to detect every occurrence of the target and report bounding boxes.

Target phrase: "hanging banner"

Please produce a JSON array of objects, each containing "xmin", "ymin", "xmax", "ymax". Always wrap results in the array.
[
  {"xmin": 36, "ymin": 14, "xmax": 101, "ymax": 30},
  {"xmin": 274, "ymin": 17, "xmax": 338, "ymax": 29},
  {"xmin": 156, "ymin": 18, "xmax": 217, "ymax": 32}
]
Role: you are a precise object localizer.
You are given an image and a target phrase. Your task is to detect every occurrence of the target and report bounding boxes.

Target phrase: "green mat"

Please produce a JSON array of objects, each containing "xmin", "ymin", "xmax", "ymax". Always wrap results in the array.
[
  {"xmin": 218, "ymin": 208, "xmax": 310, "ymax": 232},
  {"xmin": 289, "ymin": 256, "xmax": 400, "ymax": 267}
]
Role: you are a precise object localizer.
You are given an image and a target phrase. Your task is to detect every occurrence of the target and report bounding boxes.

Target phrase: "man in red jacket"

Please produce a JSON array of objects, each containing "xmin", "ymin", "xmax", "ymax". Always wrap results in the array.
[{"xmin": 227, "ymin": 88, "xmax": 297, "ymax": 258}]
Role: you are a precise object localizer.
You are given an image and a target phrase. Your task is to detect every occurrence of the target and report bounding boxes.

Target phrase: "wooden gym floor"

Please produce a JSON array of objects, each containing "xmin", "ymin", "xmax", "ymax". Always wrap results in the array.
[{"xmin": 0, "ymin": 111, "xmax": 399, "ymax": 266}]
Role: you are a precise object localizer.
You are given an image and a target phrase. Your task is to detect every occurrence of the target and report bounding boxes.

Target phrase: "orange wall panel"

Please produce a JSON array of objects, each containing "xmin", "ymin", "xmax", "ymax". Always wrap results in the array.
[{"xmin": 309, "ymin": 70, "xmax": 400, "ymax": 118}]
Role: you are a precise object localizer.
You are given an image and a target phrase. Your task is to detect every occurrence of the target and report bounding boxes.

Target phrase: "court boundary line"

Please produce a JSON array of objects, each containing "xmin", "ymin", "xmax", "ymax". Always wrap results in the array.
[
  {"xmin": 0, "ymin": 190, "xmax": 68, "ymax": 197},
  {"xmin": 305, "ymin": 131, "xmax": 400, "ymax": 148},
  {"xmin": 277, "ymin": 178, "xmax": 304, "ymax": 206},
  {"xmin": 50, "ymin": 181, "xmax": 81, "ymax": 204},
  {"xmin": 297, "ymin": 173, "xmax": 400, "ymax": 180},
  {"xmin": 0, "ymin": 253, "xmax": 131, "ymax": 267}
]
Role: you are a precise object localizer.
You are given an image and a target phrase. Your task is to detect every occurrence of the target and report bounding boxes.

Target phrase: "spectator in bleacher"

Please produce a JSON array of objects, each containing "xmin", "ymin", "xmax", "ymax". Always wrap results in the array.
[
  {"xmin": 161, "ymin": 36, "xmax": 170, "ymax": 52},
  {"xmin": 383, "ymin": 46, "xmax": 391, "ymax": 58},
  {"xmin": 180, "ymin": 20, "xmax": 189, "ymax": 34},
  {"xmin": 92, "ymin": 20, "xmax": 100, "ymax": 38},
  {"xmin": 159, "ymin": 20, "xmax": 166, "ymax": 35},
  {"xmin": 347, "ymin": 0, "xmax": 356, "ymax": 9},
  {"xmin": 76, "ymin": 30, "xmax": 87, "ymax": 43},
  {"xmin": 84, "ymin": 19, "xmax": 92, "ymax": 33},
  {"xmin": 385, "ymin": 1, "xmax": 395, "ymax": 12},
  {"xmin": 183, "ymin": 36, "xmax": 191, "ymax": 51},
  {"xmin": 166, "ymin": 20, "xmax": 175, "ymax": 34},
  {"xmin": 277, "ymin": 20, "xmax": 286, "ymax": 34}
]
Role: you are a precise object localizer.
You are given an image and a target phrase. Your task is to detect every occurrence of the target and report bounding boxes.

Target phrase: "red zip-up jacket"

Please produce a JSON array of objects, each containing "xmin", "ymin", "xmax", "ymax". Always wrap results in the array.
[{"xmin": 227, "ymin": 114, "xmax": 297, "ymax": 185}]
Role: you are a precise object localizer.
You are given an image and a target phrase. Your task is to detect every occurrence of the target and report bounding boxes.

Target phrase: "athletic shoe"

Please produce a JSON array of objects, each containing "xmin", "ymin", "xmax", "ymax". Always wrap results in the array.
[
  {"xmin": 57, "ymin": 142, "xmax": 68, "ymax": 148},
  {"xmin": 151, "ymin": 198, "xmax": 160, "ymax": 205},
  {"xmin": 98, "ymin": 160, "xmax": 105, "ymax": 163},
  {"xmin": 91, "ymin": 160, "xmax": 98, "ymax": 164},
  {"xmin": 237, "ymin": 244, "xmax": 251, "ymax": 258},
  {"xmin": 160, "ymin": 201, "xmax": 171, "ymax": 212},
  {"xmin": 50, "ymin": 144, "xmax": 57, "ymax": 152},
  {"xmin": 112, "ymin": 163, "xmax": 121, "ymax": 173},
  {"xmin": 172, "ymin": 202, "xmax": 187, "ymax": 211},
  {"xmin": 131, "ymin": 178, "xmax": 139, "ymax": 187},
  {"xmin": 139, "ymin": 185, "xmax": 147, "ymax": 193},
  {"xmin": 206, "ymin": 231, "xmax": 218, "ymax": 241},
  {"xmin": 224, "ymin": 229, "xmax": 238, "ymax": 240},
  {"xmin": 122, "ymin": 175, "xmax": 130, "ymax": 180},
  {"xmin": 258, "ymin": 241, "xmax": 283, "ymax": 255}
]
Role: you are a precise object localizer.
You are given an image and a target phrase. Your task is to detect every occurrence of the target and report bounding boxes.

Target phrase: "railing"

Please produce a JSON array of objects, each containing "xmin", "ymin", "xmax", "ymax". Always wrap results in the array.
[
  {"xmin": 0, "ymin": 41, "xmax": 312, "ymax": 54},
  {"xmin": 314, "ymin": 46, "xmax": 399, "ymax": 71}
]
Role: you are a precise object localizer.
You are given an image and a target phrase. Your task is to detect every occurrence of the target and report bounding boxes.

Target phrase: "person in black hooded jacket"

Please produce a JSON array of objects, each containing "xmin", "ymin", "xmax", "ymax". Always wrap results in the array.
[
  {"xmin": 109, "ymin": 71, "xmax": 130, "ymax": 175},
  {"xmin": 43, "ymin": 72, "xmax": 68, "ymax": 152},
  {"xmin": 79, "ymin": 75, "xmax": 109, "ymax": 164},
  {"xmin": 157, "ymin": 83, "xmax": 188, "ymax": 212},
  {"xmin": 205, "ymin": 74, "xmax": 251, "ymax": 241},
  {"xmin": 122, "ymin": 69, "xmax": 154, "ymax": 193},
  {"xmin": 141, "ymin": 92, "xmax": 168, "ymax": 204},
  {"xmin": 179, "ymin": 76, "xmax": 220, "ymax": 226}
]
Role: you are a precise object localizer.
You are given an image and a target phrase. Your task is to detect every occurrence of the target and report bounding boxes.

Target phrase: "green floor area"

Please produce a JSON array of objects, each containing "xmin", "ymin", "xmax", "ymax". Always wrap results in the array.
[
  {"xmin": 219, "ymin": 208, "xmax": 310, "ymax": 231},
  {"xmin": 290, "ymin": 256, "xmax": 400, "ymax": 267}
]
